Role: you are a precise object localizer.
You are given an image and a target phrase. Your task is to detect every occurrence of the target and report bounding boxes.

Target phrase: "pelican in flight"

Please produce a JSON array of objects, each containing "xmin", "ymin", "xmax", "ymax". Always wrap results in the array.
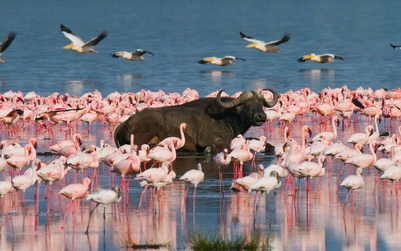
[
  {"xmin": 198, "ymin": 56, "xmax": 246, "ymax": 66},
  {"xmin": 239, "ymin": 31, "xmax": 290, "ymax": 53},
  {"xmin": 390, "ymin": 43, "xmax": 401, "ymax": 49},
  {"xmin": 298, "ymin": 53, "xmax": 344, "ymax": 63},
  {"xmin": 111, "ymin": 49, "xmax": 154, "ymax": 61},
  {"xmin": 60, "ymin": 24, "xmax": 108, "ymax": 54},
  {"xmin": 0, "ymin": 32, "xmax": 16, "ymax": 63}
]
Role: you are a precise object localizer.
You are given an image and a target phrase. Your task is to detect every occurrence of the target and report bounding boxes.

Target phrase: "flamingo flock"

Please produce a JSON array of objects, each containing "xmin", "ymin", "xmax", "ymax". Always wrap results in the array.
[{"xmin": 1, "ymin": 85, "xmax": 401, "ymax": 234}]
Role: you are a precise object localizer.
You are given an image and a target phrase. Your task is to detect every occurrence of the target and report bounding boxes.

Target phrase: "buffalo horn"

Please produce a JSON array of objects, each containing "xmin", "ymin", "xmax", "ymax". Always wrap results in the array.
[
  {"xmin": 216, "ymin": 90, "xmax": 254, "ymax": 108},
  {"xmin": 262, "ymin": 88, "xmax": 279, "ymax": 107}
]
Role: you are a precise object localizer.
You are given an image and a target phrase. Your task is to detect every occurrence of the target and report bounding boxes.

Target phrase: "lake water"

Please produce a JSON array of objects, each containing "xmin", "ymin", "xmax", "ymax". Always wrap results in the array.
[
  {"xmin": 1, "ymin": 1, "xmax": 401, "ymax": 97},
  {"xmin": 1, "ymin": 0, "xmax": 401, "ymax": 250}
]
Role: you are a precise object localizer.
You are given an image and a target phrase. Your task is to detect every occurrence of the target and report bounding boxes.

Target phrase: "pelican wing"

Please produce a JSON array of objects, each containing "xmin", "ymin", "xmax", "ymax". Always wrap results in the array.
[
  {"xmin": 132, "ymin": 49, "xmax": 154, "ymax": 56},
  {"xmin": 222, "ymin": 56, "xmax": 246, "ymax": 61},
  {"xmin": 239, "ymin": 31, "xmax": 265, "ymax": 44},
  {"xmin": 0, "ymin": 31, "xmax": 16, "ymax": 53},
  {"xmin": 83, "ymin": 30, "xmax": 108, "ymax": 48},
  {"xmin": 60, "ymin": 24, "xmax": 85, "ymax": 46},
  {"xmin": 265, "ymin": 33, "xmax": 291, "ymax": 46},
  {"xmin": 390, "ymin": 43, "xmax": 401, "ymax": 49}
]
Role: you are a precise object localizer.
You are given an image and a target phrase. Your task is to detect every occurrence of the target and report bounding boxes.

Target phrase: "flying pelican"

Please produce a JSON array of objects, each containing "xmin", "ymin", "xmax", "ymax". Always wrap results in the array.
[
  {"xmin": 298, "ymin": 53, "xmax": 344, "ymax": 63},
  {"xmin": 198, "ymin": 56, "xmax": 246, "ymax": 66},
  {"xmin": 111, "ymin": 49, "xmax": 154, "ymax": 61},
  {"xmin": 0, "ymin": 32, "xmax": 16, "ymax": 63},
  {"xmin": 239, "ymin": 31, "xmax": 290, "ymax": 53},
  {"xmin": 60, "ymin": 24, "xmax": 108, "ymax": 54}
]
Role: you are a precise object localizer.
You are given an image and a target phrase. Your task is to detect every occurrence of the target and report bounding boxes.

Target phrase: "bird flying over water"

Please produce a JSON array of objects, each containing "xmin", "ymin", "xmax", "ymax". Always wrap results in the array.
[
  {"xmin": 0, "ymin": 32, "xmax": 16, "ymax": 63},
  {"xmin": 60, "ymin": 24, "xmax": 108, "ymax": 54},
  {"xmin": 390, "ymin": 43, "xmax": 401, "ymax": 49},
  {"xmin": 239, "ymin": 31, "xmax": 290, "ymax": 53},
  {"xmin": 198, "ymin": 56, "xmax": 246, "ymax": 66},
  {"xmin": 298, "ymin": 53, "xmax": 344, "ymax": 63},
  {"xmin": 111, "ymin": 49, "xmax": 154, "ymax": 61}
]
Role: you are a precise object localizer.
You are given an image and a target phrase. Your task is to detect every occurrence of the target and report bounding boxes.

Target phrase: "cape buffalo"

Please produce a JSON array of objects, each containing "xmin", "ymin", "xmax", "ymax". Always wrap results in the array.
[{"xmin": 114, "ymin": 89, "xmax": 278, "ymax": 152}]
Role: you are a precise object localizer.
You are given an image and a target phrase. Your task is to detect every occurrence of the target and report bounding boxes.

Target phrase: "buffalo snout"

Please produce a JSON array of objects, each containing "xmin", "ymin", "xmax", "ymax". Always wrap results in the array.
[{"xmin": 254, "ymin": 112, "xmax": 267, "ymax": 123}]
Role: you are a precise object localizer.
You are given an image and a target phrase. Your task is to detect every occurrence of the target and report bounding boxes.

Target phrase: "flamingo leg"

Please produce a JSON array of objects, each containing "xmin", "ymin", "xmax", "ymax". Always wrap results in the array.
[{"xmin": 85, "ymin": 203, "xmax": 100, "ymax": 235}]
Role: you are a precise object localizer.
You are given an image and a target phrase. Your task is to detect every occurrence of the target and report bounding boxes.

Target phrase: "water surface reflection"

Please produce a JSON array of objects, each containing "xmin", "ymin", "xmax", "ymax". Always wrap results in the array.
[{"xmin": 0, "ymin": 118, "xmax": 400, "ymax": 250}]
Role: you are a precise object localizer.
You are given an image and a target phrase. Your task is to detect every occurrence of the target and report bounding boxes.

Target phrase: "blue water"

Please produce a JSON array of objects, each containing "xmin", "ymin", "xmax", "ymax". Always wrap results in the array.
[{"xmin": 1, "ymin": 0, "xmax": 400, "ymax": 98}]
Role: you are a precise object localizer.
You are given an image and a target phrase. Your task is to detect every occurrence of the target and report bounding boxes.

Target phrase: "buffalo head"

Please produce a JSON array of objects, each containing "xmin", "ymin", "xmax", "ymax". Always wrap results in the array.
[{"xmin": 216, "ymin": 89, "xmax": 278, "ymax": 126}]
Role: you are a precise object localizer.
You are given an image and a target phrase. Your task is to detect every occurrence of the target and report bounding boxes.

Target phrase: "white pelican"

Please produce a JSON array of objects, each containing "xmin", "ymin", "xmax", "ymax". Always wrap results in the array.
[
  {"xmin": 198, "ymin": 56, "xmax": 246, "ymax": 66},
  {"xmin": 239, "ymin": 31, "xmax": 290, "ymax": 53},
  {"xmin": 60, "ymin": 24, "xmax": 108, "ymax": 54},
  {"xmin": 111, "ymin": 49, "xmax": 154, "ymax": 61},
  {"xmin": 390, "ymin": 43, "xmax": 401, "ymax": 49},
  {"xmin": 0, "ymin": 32, "xmax": 16, "ymax": 63},
  {"xmin": 298, "ymin": 53, "xmax": 344, "ymax": 63}
]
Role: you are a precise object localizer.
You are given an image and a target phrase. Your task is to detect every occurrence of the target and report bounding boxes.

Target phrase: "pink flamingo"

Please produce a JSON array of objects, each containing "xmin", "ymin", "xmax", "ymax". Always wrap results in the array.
[
  {"xmin": 0, "ymin": 176, "xmax": 13, "ymax": 198},
  {"xmin": 6, "ymin": 143, "xmax": 37, "ymax": 174},
  {"xmin": 229, "ymin": 140, "xmax": 253, "ymax": 179},
  {"xmin": 380, "ymin": 164, "xmax": 401, "ymax": 194},
  {"xmin": 230, "ymin": 134, "xmax": 246, "ymax": 150},
  {"xmin": 148, "ymin": 140, "xmax": 177, "ymax": 166},
  {"xmin": 137, "ymin": 144, "xmax": 151, "ymax": 169},
  {"xmin": 58, "ymin": 177, "xmax": 91, "ymax": 226},
  {"xmin": 179, "ymin": 163, "xmax": 205, "ymax": 200},
  {"xmin": 324, "ymin": 141, "xmax": 349, "ymax": 156},
  {"xmin": 249, "ymin": 171, "xmax": 281, "ymax": 208},
  {"xmin": 49, "ymin": 133, "xmax": 82, "ymax": 153},
  {"xmin": 347, "ymin": 125, "xmax": 374, "ymax": 146},
  {"xmin": 345, "ymin": 140, "xmax": 377, "ymax": 169},
  {"xmin": 233, "ymin": 164, "xmax": 264, "ymax": 191},
  {"xmin": 311, "ymin": 116, "xmax": 339, "ymax": 143},
  {"xmin": 135, "ymin": 162, "xmax": 170, "ymax": 211},
  {"xmin": 37, "ymin": 156, "xmax": 67, "ymax": 199},
  {"xmin": 341, "ymin": 167, "xmax": 364, "ymax": 201},
  {"xmin": 293, "ymin": 155, "xmax": 326, "ymax": 191},
  {"xmin": 80, "ymin": 111, "xmax": 98, "ymax": 133},
  {"xmin": 11, "ymin": 159, "xmax": 40, "ymax": 193},
  {"xmin": 0, "ymin": 176, "xmax": 13, "ymax": 216},
  {"xmin": 158, "ymin": 122, "xmax": 188, "ymax": 149},
  {"xmin": 213, "ymin": 148, "xmax": 231, "ymax": 194},
  {"xmin": 84, "ymin": 187, "xmax": 122, "ymax": 234},
  {"xmin": 111, "ymin": 154, "xmax": 141, "ymax": 188}
]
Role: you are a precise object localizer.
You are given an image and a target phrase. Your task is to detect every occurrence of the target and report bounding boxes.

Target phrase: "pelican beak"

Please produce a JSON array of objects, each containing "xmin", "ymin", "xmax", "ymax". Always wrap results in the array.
[
  {"xmin": 302, "ymin": 55, "xmax": 312, "ymax": 60},
  {"xmin": 0, "ymin": 58, "xmax": 4, "ymax": 63},
  {"xmin": 246, "ymin": 43, "xmax": 257, "ymax": 48},
  {"xmin": 63, "ymin": 43, "xmax": 74, "ymax": 49}
]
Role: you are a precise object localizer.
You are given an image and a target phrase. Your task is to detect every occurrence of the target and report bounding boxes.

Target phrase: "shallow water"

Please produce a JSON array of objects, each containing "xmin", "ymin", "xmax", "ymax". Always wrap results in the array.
[
  {"xmin": 1, "ymin": 1, "xmax": 401, "ymax": 97},
  {"xmin": 0, "ymin": 115, "xmax": 401, "ymax": 251}
]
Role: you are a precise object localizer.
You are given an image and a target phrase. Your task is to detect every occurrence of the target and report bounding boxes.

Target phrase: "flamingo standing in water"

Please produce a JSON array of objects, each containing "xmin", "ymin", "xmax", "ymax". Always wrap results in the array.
[
  {"xmin": 6, "ymin": 143, "xmax": 37, "ymax": 174},
  {"xmin": 347, "ymin": 125, "xmax": 374, "ymax": 146},
  {"xmin": 345, "ymin": 140, "xmax": 377, "ymax": 169},
  {"xmin": 148, "ymin": 140, "xmax": 177, "ymax": 167},
  {"xmin": 80, "ymin": 111, "xmax": 98, "ymax": 133},
  {"xmin": 213, "ymin": 148, "xmax": 231, "ymax": 195},
  {"xmin": 84, "ymin": 187, "xmax": 122, "ymax": 234},
  {"xmin": 229, "ymin": 140, "xmax": 253, "ymax": 179},
  {"xmin": 340, "ymin": 167, "xmax": 364, "ymax": 202},
  {"xmin": 233, "ymin": 164, "xmax": 264, "ymax": 191},
  {"xmin": 380, "ymin": 164, "xmax": 401, "ymax": 194},
  {"xmin": 58, "ymin": 177, "xmax": 91, "ymax": 226},
  {"xmin": 179, "ymin": 163, "xmax": 205, "ymax": 200},
  {"xmin": 0, "ymin": 176, "xmax": 13, "ymax": 216},
  {"xmin": 135, "ymin": 162, "xmax": 169, "ymax": 211},
  {"xmin": 249, "ymin": 171, "xmax": 281, "ymax": 208},
  {"xmin": 311, "ymin": 116, "xmax": 339, "ymax": 143}
]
